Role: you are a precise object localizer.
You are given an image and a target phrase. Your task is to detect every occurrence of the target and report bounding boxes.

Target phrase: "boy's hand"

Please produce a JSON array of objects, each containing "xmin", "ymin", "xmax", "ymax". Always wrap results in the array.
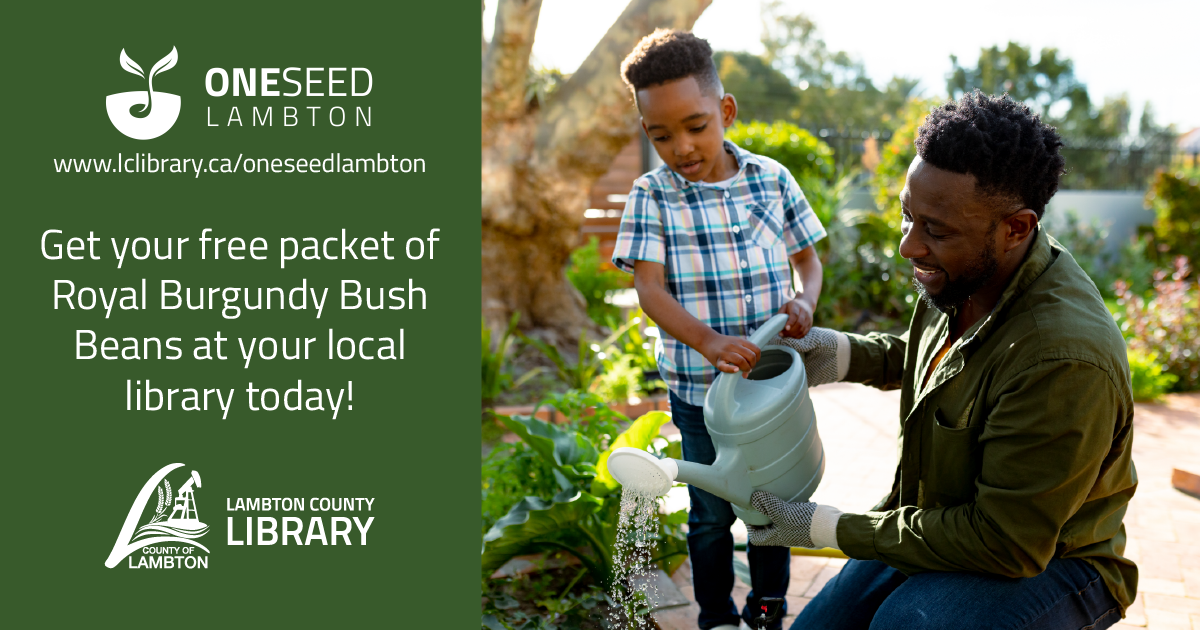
[
  {"xmin": 778, "ymin": 298, "xmax": 814, "ymax": 338},
  {"xmin": 701, "ymin": 334, "xmax": 761, "ymax": 378}
]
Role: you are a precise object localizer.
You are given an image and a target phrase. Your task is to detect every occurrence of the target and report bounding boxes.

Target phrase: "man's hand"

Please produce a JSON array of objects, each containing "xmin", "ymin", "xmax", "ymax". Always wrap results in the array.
[
  {"xmin": 777, "ymin": 298, "xmax": 814, "ymax": 339},
  {"xmin": 771, "ymin": 326, "xmax": 849, "ymax": 387},
  {"xmin": 700, "ymin": 333, "xmax": 761, "ymax": 377},
  {"xmin": 747, "ymin": 491, "xmax": 843, "ymax": 550}
]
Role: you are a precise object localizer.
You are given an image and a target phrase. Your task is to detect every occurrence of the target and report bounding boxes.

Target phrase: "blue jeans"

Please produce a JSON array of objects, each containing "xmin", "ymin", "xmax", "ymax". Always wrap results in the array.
[
  {"xmin": 793, "ymin": 557, "xmax": 1122, "ymax": 630},
  {"xmin": 671, "ymin": 391, "xmax": 791, "ymax": 629}
]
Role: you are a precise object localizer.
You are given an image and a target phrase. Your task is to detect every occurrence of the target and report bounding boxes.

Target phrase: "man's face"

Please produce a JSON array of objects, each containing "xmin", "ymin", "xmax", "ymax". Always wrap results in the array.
[
  {"xmin": 638, "ymin": 77, "xmax": 736, "ymax": 183},
  {"xmin": 898, "ymin": 156, "xmax": 1007, "ymax": 313}
]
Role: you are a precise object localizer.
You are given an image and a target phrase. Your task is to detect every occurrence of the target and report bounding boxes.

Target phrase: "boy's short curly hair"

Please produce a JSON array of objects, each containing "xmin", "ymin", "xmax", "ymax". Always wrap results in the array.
[
  {"xmin": 916, "ymin": 90, "xmax": 1066, "ymax": 219},
  {"xmin": 621, "ymin": 29, "xmax": 721, "ymax": 100}
]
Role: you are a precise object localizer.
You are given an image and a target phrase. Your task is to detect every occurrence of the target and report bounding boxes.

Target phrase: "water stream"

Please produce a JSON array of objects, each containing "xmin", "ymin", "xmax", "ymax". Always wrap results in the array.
[{"xmin": 607, "ymin": 488, "xmax": 663, "ymax": 629}]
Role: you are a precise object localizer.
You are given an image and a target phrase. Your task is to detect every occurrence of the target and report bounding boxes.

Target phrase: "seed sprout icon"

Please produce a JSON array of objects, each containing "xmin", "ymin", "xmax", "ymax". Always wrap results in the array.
[
  {"xmin": 119, "ymin": 48, "xmax": 176, "ymax": 117},
  {"xmin": 105, "ymin": 47, "xmax": 182, "ymax": 140}
]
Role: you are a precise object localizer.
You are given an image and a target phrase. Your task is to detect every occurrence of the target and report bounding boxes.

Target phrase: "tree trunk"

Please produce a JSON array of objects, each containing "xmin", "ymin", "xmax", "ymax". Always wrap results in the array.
[{"xmin": 482, "ymin": 0, "xmax": 711, "ymax": 343}]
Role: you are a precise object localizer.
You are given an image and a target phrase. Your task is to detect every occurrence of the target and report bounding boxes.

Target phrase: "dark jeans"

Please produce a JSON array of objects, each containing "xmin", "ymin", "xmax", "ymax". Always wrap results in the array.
[
  {"xmin": 671, "ymin": 391, "xmax": 791, "ymax": 630},
  {"xmin": 794, "ymin": 557, "xmax": 1122, "ymax": 630}
]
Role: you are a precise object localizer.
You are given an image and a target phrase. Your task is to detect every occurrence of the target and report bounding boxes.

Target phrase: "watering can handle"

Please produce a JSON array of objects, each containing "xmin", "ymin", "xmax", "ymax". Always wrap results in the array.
[
  {"xmin": 707, "ymin": 313, "xmax": 791, "ymax": 411},
  {"xmin": 748, "ymin": 313, "xmax": 790, "ymax": 349}
]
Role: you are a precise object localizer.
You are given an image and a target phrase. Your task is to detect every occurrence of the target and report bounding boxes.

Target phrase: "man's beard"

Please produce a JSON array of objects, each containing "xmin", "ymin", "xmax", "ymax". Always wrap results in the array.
[{"xmin": 912, "ymin": 244, "xmax": 1000, "ymax": 314}]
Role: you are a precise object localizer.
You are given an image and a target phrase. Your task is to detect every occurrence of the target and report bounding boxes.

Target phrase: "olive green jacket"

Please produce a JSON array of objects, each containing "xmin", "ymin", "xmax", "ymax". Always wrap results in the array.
[{"xmin": 835, "ymin": 227, "xmax": 1138, "ymax": 612}]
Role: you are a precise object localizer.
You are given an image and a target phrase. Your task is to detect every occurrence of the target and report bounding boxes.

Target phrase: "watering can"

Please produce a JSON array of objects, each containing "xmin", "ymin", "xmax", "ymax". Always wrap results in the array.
[{"xmin": 608, "ymin": 314, "xmax": 824, "ymax": 526}]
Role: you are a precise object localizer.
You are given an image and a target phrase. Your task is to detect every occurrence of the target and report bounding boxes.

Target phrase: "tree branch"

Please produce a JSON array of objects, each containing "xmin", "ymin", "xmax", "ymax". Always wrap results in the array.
[
  {"xmin": 533, "ymin": 0, "xmax": 712, "ymax": 179},
  {"xmin": 482, "ymin": 0, "xmax": 543, "ymax": 122}
]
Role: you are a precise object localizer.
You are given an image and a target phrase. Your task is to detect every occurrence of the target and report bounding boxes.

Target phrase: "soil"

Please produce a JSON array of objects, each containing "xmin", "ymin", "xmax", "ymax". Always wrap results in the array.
[{"xmin": 484, "ymin": 564, "xmax": 656, "ymax": 629}]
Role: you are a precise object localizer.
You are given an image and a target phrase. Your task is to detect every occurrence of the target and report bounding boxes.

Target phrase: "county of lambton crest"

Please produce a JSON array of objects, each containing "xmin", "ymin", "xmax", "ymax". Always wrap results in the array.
[{"xmin": 105, "ymin": 463, "xmax": 210, "ymax": 569}]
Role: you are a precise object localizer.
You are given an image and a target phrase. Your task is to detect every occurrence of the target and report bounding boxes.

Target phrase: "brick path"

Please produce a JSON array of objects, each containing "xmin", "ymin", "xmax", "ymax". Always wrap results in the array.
[{"xmin": 653, "ymin": 384, "xmax": 1200, "ymax": 629}]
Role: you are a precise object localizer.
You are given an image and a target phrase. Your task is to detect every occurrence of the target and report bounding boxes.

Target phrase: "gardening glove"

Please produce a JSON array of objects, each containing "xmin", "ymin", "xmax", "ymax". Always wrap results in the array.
[
  {"xmin": 746, "ymin": 490, "xmax": 843, "ymax": 550},
  {"xmin": 769, "ymin": 327, "xmax": 850, "ymax": 386}
]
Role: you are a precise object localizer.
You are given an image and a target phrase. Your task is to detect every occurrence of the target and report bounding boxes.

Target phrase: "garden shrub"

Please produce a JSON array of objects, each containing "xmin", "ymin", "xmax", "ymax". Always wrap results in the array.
[
  {"xmin": 482, "ymin": 406, "xmax": 690, "ymax": 612},
  {"xmin": 1127, "ymin": 349, "xmax": 1178, "ymax": 402},
  {"xmin": 1146, "ymin": 169, "xmax": 1200, "ymax": 264},
  {"xmin": 567, "ymin": 236, "xmax": 631, "ymax": 326},
  {"xmin": 1050, "ymin": 212, "xmax": 1113, "ymax": 295},
  {"xmin": 1114, "ymin": 256, "xmax": 1200, "ymax": 391},
  {"xmin": 727, "ymin": 121, "xmax": 834, "ymax": 182}
]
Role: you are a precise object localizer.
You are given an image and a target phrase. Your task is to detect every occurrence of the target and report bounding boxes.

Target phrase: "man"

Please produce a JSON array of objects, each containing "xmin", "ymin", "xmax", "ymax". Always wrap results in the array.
[{"xmin": 755, "ymin": 91, "xmax": 1137, "ymax": 630}]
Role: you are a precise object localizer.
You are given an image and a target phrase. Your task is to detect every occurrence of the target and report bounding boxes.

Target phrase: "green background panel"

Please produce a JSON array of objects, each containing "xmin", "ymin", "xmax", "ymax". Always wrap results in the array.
[{"xmin": 2, "ymin": 1, "xmax": 480, "ymax": 626}]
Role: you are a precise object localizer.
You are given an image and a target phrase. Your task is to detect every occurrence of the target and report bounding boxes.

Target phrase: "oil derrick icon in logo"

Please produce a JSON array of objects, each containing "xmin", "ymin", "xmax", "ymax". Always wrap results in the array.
[
  {"xmin": 105, "ymin": 463, "xmax": 209, "ymax": 568},
  {"xmin": 105, "ymin": 47, "xmax": 180, "ymax": 140}
]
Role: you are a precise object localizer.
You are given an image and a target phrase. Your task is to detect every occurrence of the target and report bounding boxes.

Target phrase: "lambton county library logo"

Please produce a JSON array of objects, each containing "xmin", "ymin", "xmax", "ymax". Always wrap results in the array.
[
  {"xmin": 105, "ymin": 47, "xmax": 181, "ymax": 140},
  {"xmin": 105, "ymin": 463, "xmax": 210, "ymax": 569}
]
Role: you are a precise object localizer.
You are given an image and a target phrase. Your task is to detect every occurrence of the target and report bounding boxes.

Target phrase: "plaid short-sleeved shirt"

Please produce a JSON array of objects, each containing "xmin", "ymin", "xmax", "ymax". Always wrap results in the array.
[{"xmin": 612, "ymin": 141, "xmax": 826, "ymax": 406}]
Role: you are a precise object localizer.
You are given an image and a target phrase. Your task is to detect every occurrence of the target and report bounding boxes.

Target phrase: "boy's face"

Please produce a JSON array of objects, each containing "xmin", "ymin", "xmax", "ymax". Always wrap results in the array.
[{"xmin": 638, "ymin": 77, "xmax": 737, "ymax": 183}]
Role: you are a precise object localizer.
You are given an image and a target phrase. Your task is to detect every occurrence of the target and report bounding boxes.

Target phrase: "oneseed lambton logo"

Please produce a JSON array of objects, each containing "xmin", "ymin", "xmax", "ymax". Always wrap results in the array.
[
  {"xmin": 105, "ymin": 47, "xmax": 181, "ymax": 140},
  {"xmin": 105, "ymin": 463, "xmax": 210, "ymax": 569}
]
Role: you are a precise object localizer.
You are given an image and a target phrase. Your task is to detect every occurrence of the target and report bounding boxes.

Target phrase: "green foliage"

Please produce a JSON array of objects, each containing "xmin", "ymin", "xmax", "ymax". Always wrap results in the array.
[
  {"xmin": 483, "ymin": 313, "xmax": 542, "ymax": 408},
  {"xmin": 947, "ymin": 42, "xmax": 1084, "ymax": 121},
  {"xmin": 1049, "ymin": 213, "xmax": 1116, "ymax": 297},
  {"xmin": 482, "ymin": 391, "xmax": 626, "ymax": 535},
  {"xmin": 754, "ymin": 1, "xmax": 920, "ymax": 132},
  {"xmin": 714, "ymin": 51, "xmax": 798, "ymax": 124},
  {"xmin": 481, "ymin": 409, "xmax": 688, "ymax": 591},
  {"xmin": 1128, "ymin": 350, "xmax": 1179, "ymax": 403},
  {"xmin": 1115, "ymin": 257, "xmax": 1200, "ymax": 391},
  {"xmin": 483, "ymin": 577, "xmax": 611, "ymax": 630},
  {"xmin": 522, "ymin": 318, "xmax": 638, "ymax": 393},
  {"xmin": 525, "ymin": 66, "xmax": 566, "ymax": 110},
  {"xmin": 727, "ymin": 121, "xmax": 834, "ymax": 181},
  {"xmin": 566, "ymin": 237, "xmax": 631, "ymax": 326},
  {"xmin": 593, "ymin": 310, "xmax": 662, "ymax": 402},
  {"xmin": 1146, "ymin": 170, "xmax": 1200, "ymax": 264}
]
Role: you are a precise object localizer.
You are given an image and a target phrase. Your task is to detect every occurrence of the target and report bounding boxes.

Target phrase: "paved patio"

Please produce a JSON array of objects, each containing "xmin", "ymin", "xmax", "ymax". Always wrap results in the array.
[{"xmin": 653, "ymin": 383, "xmax": 1200, "ymax": 630}]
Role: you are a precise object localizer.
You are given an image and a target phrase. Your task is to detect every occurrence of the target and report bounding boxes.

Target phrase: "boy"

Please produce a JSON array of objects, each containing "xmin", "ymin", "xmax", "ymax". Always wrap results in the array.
[{"xmin": 611, "ymin": 29, "xmax": 826, "ymax": 630}]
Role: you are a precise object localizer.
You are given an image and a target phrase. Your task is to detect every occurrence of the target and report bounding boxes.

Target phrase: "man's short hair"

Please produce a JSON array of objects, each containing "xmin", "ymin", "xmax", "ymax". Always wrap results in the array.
[
  {"xmin": 916, "ymin": 91, "xmax": 1066, "ymax": 219},
  {"xmin": 621, "ymin": 29, "xmax": 722, "ymax": 101}
]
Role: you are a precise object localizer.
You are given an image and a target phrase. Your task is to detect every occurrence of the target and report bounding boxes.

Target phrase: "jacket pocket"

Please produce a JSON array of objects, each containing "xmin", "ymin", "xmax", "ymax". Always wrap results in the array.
[
  {"xmin": 926, "ymin": 407, "xmax": 984, "ymax": 508},
  {"xmin": 746, "ymin": 201, "xmax": 784, "ymax": 251}
]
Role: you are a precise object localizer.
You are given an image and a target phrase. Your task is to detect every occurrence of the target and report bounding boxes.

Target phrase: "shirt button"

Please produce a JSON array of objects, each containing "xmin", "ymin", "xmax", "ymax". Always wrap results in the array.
[
  {"xmin": 724, "ymin": 190, "xmax": 731, "ymax": 198},
  {"xmin": 740, "ymin": 259, "xmax": 748, "ymax": 269},
  {"xmin": 732, "ymin": 225, "xmax": 741, "ymax": 234},
  {"xmin": 744, "ymin": 295, "xmax": 752, "ymax": 303}
]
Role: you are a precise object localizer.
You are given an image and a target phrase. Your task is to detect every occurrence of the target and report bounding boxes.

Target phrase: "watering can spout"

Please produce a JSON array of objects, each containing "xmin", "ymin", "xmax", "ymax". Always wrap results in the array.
[{"xmin": 606, "ymin": 448, "xmax": 754, "ymax": 508}]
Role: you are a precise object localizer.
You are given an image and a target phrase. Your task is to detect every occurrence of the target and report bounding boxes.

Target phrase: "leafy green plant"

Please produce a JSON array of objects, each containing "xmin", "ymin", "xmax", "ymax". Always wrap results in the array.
[
  {"xmin": 1049, "ymin": 212, "xmax": 1117, "ymax": 297},
  {"xmin": 602, "ymin": 310, "xmax": 658, "ymax": 376},
  {"xmin": 1114, "ymin": 256, "xmax": 1200, "ymax": 391},
  {"xmin": 1128, "ymin": 350, "xmax": 1178, "ymax": 402},
  {"xmin": 594, "ymin": 310, "xmax": 663, "ymax": 402},
  {"xmin": 797, "ymin": 168, "xmax": 857, "ymax": 228},
  {"xmin": 483, "ymin": 313, "xmax": 542, "ymax": 409},
  {"xmin": 482, "ymin": 391, "xmax": 625, "ymax": 535},
  {"xmin": 727, "ymin": 121, "xmax": 835, "ymax": 181},
  {"xmin": 522, "ymin": 318, "xmax": 638, "ymax": 393},
  {"xmin": 1146, "ymin": 169, "xmax": 1200, "ymax": 264},
  {"xmin": 567, "ymin": 237, "xmax": 631, "ymax": 325},
  {"xmin": 482, "ymin": 410, "xmax": 689, "ymax": 589},
  {"xmin": 483, "ymin": 573, "xmax": 612, "ymax": 630}
]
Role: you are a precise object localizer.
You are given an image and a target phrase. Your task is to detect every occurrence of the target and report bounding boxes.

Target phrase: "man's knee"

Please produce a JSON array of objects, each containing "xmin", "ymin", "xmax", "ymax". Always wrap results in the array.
[{"xmin": 868, "ymin": 587, "xmax": 974, "ymax": 630}]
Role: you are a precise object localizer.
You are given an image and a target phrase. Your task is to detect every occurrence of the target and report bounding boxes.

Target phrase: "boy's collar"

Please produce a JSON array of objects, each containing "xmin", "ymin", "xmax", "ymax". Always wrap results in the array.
[{"xmin": 666, "ymin": 140, "xmax": 762, "ymax": 189}]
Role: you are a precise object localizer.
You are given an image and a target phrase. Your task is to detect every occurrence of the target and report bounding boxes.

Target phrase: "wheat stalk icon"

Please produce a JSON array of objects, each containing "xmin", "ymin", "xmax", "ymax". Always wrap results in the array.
[{"xmin": 149, "ymin": 479, "xmax": 173, "ymax": 524}]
